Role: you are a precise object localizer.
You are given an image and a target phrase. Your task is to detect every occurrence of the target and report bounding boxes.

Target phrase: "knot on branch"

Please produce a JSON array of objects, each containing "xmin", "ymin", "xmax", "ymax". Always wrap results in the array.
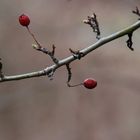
[
  {"xmin": 44, "ymin": 67, "xmax": 55, "ymax": 80},
  {"xmin": 83, "ymin": 13, "xmax": 101, "ymax": 39},
  {"xmin": 69, "ymin": 48, "xmax": 84, "ymax": 59}
]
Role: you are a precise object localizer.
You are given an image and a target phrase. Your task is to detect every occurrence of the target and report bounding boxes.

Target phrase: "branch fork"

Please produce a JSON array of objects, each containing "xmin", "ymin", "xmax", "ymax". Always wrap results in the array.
[{"xmin": 132, "ymin": 7, "xmax": 140, "ymax": 19}]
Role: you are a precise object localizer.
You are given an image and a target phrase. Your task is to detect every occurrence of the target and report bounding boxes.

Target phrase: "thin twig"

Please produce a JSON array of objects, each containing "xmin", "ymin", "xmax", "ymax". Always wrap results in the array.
[
  {"xmin": 132, "ymin": 7, "xmax": 140, "ymax": 18},
  {"xmin": 27, "ymin": 27, "xmax": 59, "ymax": 64},
  {"xmin": 126, "ymin": 32, "xmax": 134, "ymax": 51},
  {"xmin": 32, "ymin": 44, "xmax": 59, "ymax": 64},
  {"xmin": 26, "ymin": 26, "xmax": 42, "ymax": 47},
  {"xmin": 83, "ymin": 13, "xmax": 101, "ymax": 39},
  {"xmin": 66, "ymin": 63, "xmax": 72, "ymax": 83}
]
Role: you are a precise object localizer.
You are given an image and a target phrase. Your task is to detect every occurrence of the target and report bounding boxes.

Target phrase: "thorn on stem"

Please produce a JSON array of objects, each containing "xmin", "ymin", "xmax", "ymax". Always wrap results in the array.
[
  {"xmin": 132, "ymin": 7, "xmax": 140, "ymax": 19},
  {"xmin": 51, "ymin": 44, "xmax": 56, "ymax": 56}
]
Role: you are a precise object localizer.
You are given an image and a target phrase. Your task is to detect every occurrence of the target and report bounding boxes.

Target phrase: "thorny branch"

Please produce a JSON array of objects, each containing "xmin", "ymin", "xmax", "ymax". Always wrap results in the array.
[{"xmin": 0, "ymin": 8, "xmax": 140, "ymax": 83}]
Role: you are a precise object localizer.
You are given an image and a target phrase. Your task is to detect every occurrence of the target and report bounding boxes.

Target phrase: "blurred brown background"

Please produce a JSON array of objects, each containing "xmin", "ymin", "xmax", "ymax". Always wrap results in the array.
[{"xmin": 0, "ymin": 0, "xmax": 140, "ymax": 140}]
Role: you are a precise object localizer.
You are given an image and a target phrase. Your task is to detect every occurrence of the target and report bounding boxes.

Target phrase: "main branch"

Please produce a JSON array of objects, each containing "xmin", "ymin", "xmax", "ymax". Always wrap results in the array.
[{"xmin": 0, "ymin": 20, "xmax": 140, "ymax": 82}]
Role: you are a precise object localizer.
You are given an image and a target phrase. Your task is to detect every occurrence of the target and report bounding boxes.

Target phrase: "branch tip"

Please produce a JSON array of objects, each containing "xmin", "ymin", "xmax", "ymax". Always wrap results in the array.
[
  {"xmin": 32, "ymin": 44, "xmax": 40, "ymax": 50},
  {"xmin": 83, "ymin": 13, "xmax": 101, "ymax": 39},
  {"xmin": 132, "ymin": 7, "xmax": 140, "ymax": 18},
  {"xmin": 51, "ymin": 44, "xmax": 56, "ymax": 56}
]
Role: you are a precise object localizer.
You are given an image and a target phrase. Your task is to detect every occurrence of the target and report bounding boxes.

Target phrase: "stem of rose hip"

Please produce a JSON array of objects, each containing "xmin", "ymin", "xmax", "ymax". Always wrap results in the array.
[
  {"xmin": 26, "ymin": 26, "xmax": 42, "ymax": 48},
  {"xmin": 67, "ymin": 78, "xmax": 97, "ymax": 89},
  {"xmin": 67, "ymin": 82, "xmax": 83, "ymax": 87}
]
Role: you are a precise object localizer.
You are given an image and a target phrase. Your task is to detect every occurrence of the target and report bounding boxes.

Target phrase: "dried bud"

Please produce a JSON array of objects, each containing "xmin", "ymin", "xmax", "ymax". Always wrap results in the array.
[{"xmin": 83, "ymin": 19, "xmax": 90, "ymax": 24}]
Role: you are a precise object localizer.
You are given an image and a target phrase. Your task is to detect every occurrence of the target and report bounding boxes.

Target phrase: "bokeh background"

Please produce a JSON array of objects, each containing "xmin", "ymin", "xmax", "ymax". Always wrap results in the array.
[{"xmin": 0, "ymin": 0, "xmax": 140, "ymax": 140}]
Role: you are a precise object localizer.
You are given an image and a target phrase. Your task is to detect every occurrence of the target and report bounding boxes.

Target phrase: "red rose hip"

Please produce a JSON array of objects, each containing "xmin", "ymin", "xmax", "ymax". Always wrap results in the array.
[
  {"xmin": 83, "ymin": 78, "xmax": 97, "ymax": 89},
  {"xmin": 19, "ymin": 14, "xmax": 30, "ymax": 27}
]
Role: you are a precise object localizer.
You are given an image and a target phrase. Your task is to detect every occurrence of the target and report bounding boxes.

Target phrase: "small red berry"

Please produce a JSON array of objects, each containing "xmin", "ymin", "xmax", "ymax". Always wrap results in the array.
[
  {"xmin": 19, "ymin": 14, "xmax": 30, "ymax": 27},
  {"xmin": 83, "ymin": 78, "xmax": 97, "ymax": 89}
]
